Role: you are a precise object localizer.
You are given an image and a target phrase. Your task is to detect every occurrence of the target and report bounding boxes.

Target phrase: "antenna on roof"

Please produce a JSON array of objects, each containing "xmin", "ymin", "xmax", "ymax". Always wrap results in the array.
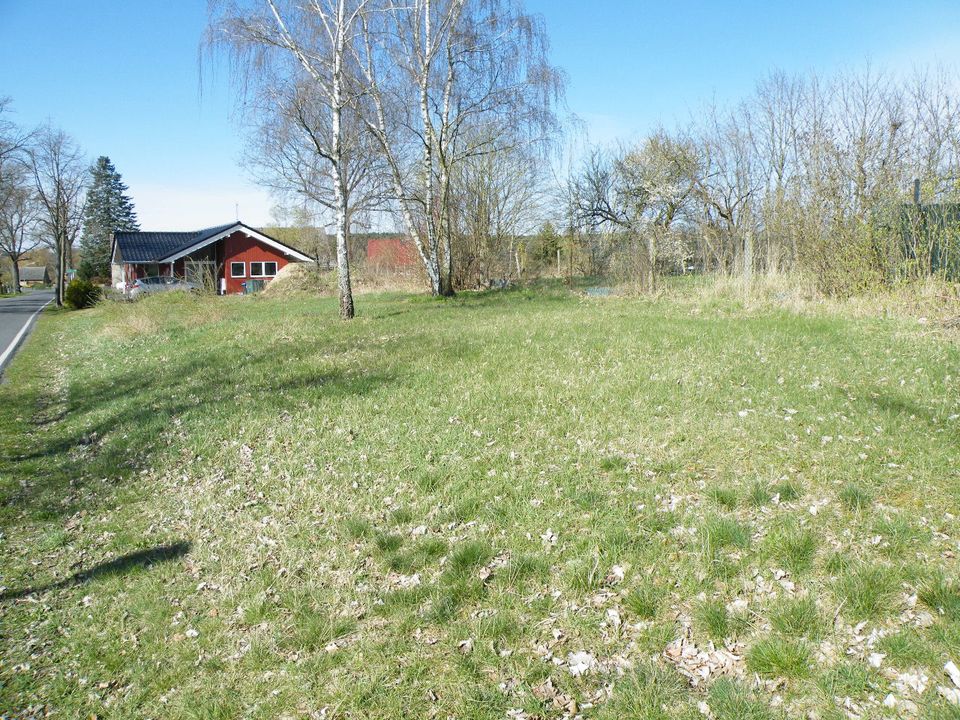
[{"xmin": 235, "ymin": 203, "xmax": 239, "ymax": 221}]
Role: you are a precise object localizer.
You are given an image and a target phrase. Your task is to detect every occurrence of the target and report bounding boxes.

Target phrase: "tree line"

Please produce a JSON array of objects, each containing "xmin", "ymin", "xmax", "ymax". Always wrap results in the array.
[
  {"xmin": 211, "ymin": 3, "xmax": 960, "ymax": 310},
  {"xmin": 0, "ymin": 100, "xmax": 138, "ymax": 305},
  {"xmin": 568, "ymin": 64, "xmax": 960, "ymax": 293},
  {"xmin": 208, "ymin": 0, "xmax": 566, "ymax": 318}
]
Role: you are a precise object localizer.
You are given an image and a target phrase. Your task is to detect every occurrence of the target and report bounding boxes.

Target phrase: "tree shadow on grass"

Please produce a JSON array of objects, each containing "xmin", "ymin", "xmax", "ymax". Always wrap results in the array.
[
  {"xmin": 0, "ymin": 540, "xmax": 191, "ymax": 601},
  {"xmin": 0, "ymin": 330, "xmax": 396, "ymax": 522},
  {"xmin": 849, "ymin": 389, "xmax": 950, "ymax": 430}
]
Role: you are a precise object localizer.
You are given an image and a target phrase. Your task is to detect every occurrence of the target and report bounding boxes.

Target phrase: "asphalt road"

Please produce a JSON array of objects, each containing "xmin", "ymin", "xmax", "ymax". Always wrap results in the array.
[{"xmin": 0, "ymin": 289, "xmax": 55, "ymax": 376}]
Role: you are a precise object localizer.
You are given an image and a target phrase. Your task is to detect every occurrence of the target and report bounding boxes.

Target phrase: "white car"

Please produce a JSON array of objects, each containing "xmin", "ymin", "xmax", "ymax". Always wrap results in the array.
[{"xmin": 126, "ymin": 276, "xmax": 200, "ymax": 299}]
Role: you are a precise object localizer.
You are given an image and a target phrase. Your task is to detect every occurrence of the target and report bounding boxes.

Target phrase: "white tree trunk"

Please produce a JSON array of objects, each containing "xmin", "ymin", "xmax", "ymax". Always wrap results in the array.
[{"xmin": 332, "ymin": 0, "xmax": 355, "ymax": 320}]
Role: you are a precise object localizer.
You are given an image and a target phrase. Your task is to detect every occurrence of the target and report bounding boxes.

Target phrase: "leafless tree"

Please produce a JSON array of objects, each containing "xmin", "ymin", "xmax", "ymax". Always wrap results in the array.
[
  {"xmin": 450, "ymin": 137, "xmax": 546, "ymax": 286},
  {"xmin": 0, "ymin": 99, "xmax": 38, "ymax": 293},
  {"xmin": 30, "ymin": 126, "xmax": 87, "ymax": 307},
  {"xmin": 356, "ymin": 0, "xmax": 565, "ymax": 295},
  {"xmin": 569, "ymin": 131, "xmax": 699, "ymax": 290},
  {"xmin": 0, "ymin": 169, "xmax": 40, "ymax": 293},
  {"xmin": 210, "ymin": 0, "xmax": 375, "ymax": 319}
]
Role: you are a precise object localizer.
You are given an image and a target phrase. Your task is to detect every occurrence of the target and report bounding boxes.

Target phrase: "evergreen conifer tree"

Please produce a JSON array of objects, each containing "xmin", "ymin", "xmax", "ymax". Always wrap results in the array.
[{"xmin": 79, "ymin": 156, "xmax": 138, "ymax": 279}]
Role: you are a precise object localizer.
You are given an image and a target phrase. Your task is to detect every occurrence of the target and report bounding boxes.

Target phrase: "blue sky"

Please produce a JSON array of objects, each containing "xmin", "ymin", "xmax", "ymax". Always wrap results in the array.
[{"xmin": 2, "ymin": 0, "xmax": 959, "ymax": 229}]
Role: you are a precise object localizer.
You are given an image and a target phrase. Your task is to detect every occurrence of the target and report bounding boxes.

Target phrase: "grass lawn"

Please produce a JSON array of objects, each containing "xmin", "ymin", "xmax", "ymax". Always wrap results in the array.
[{"xmin": 1, "ymin": 284, "xmax": 959, "ymax": 719}]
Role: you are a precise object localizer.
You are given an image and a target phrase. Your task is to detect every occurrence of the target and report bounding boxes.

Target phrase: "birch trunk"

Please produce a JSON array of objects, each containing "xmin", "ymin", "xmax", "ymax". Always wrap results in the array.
[{"xmin": 332, "ymin": 0, "xmax": 355, "ymax": 319}]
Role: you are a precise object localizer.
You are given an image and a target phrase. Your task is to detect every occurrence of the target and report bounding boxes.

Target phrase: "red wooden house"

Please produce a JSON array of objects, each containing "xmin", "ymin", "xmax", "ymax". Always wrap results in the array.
[{"xmin": 111, "ymin": 221, "xmax": 312, "ymax": 294}]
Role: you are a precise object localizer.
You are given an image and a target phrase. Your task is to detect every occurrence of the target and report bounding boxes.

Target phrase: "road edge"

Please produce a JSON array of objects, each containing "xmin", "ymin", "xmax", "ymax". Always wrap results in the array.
[{"xmin": 0, "ymin": 298, "xmax": 53, "ymax": 378}]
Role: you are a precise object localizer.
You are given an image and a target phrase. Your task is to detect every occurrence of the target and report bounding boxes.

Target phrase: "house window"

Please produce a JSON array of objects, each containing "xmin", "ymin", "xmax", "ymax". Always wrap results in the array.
[
  {"xmin": 250, "ymin": 261, "xmax": 278, "ymax": 277},
  {"xmin": 230, "ymin": 262, "xmax": 246, "ymax": 278}
]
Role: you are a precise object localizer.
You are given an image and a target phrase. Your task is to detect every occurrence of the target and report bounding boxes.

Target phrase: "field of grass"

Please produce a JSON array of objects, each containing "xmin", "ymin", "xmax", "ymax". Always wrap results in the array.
[{"xmin": 1, "ymin": 283, "xmax": 959, "ymax": 719}]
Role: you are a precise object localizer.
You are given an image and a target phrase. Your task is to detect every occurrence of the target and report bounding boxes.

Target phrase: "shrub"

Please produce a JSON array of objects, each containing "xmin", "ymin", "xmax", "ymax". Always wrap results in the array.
[{"xmin": 64, "ymin": 279, "xmax": 101, "ymax": 309}]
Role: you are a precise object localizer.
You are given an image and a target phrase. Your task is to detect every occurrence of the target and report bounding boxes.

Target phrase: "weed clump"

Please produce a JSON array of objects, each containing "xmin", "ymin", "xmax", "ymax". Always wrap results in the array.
[
  {"xmin": 696, "ymin": 598, "xmax": 750, "ymax": 641},
  {"xmin": 769, "ymin": 597, "xmax": 825, "ymax": 639},
  {"xmin": 746, "ymin": 637, "xmax": 812, "ymax": 679},
  {"xmin": 834, "ymin": 564, "xmax": 899, "ymax": 620},
  {"xmin": 839, "ymin": 483, "xmax": 873, "ymax": 511}
]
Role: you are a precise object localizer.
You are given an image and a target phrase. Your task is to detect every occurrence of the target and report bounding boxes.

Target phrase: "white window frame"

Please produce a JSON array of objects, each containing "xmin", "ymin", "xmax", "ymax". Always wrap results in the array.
[
  {"xmin": 263, "ymin": 261, "xmax": 278, "ymax": 277},
  {"xmin": 230, "ymin": 261, "xmax": 246, "ymax": 278}
]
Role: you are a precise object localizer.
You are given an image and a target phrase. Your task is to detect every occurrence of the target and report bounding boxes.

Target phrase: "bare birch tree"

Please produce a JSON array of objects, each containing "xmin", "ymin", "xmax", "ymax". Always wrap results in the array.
[
  {"xmin": 211, "ymin": 0, "xmax": 374, "ymax": 319},
  {"xmin": 356, "ymin": 0, "xmax": 564, "ymax": 295}
]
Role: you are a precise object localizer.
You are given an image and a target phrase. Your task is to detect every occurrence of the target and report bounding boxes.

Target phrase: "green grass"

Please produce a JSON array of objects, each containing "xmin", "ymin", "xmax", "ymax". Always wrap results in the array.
[
  {"xmin": 817, "ymin": 662, "xmax": 877, "ymax": 700},
  {"xmin": 708, "ymin": 486, "xmax": 739, "ymax": 509},
  {"xmin": 764, "ymin": 520, "xmax": 818, "ymax": 574},
  {"xmin": 595, "ymin": 661, "xmax": 687, "ymax": 720},
  {"xmin": 1, "ymin": 284, "xmax": 958, "ymax": 718},
  {"xmin": 839, "ymin": 482, "xmax": 874, "ymax": 511},
  {"xmin": 708, "ymin": 679, "xmax": 781, "ymax": 720},
  {"xmin": 919, "ymin": 573, "xmax": 960, "ymax": 621},
  {"xmin": 746, "ymin": 637, "xmax": 813, "ymax": 679},
  {"xmin": 769, "ymin": 597, "xmax": 825, "ymax": 639},
  {"xmin": 624, "ymin": 581, "xmax": 664, "ymax": 619},
  {"xmin": 696, "ymin": 598, "xmax": 751, "ymax": 641},
  {"xmin": 748, "ymin": 480, "xmax": 773, "ymax": 506},
  {"xmin": 834, "ymin": 563, "xmax": 900, "ymax": 620},
  {"xmin": 877, "ymin": 630, "xmax": 941, "ymax": 668}
]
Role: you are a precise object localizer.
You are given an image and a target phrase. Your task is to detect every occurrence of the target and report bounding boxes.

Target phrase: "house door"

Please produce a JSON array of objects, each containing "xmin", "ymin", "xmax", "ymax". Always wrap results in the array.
[{"xmin": 185, "ymin": 260, "xmax": 217, "ymax": 290}]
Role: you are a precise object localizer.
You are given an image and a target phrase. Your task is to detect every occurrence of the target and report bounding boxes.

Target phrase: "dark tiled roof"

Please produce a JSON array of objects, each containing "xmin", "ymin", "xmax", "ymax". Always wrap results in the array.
[
  {"xmin": 115, "ymin": 223, "xmax": 237, "ymax": 263},
  {"xmin": 20, "ymin": 266, "xmax": 49, "ymax": 282}
]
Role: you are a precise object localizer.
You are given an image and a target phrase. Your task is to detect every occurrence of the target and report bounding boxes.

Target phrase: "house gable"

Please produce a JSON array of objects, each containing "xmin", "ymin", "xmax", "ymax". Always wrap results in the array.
[
  {"xmin": 112, "ymin": 221, "xmax": 313, "ymax": 294},
  {"xmin": 161, "ymin": 223, "xmax": 312, "ymax": 263},
  {"xmin": 112, "ymin": 222, "xmax": 312, "ymax": 265}
]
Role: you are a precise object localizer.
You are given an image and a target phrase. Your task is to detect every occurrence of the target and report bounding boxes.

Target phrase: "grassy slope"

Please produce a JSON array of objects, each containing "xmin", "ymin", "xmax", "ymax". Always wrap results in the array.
[{"xmin": 1, "ymin": 286, "xmax": 959, "ymax": 719}]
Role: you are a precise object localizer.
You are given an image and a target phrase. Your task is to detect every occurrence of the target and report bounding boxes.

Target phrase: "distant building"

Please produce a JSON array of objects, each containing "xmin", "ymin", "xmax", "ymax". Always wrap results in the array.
[
  {"xmin": 19, "ymin": 266, "xmax": 50, "ymax": 287},
  {"xmin": 366, "ymin": 237, "xmax": 417, "ymax": 269}
]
